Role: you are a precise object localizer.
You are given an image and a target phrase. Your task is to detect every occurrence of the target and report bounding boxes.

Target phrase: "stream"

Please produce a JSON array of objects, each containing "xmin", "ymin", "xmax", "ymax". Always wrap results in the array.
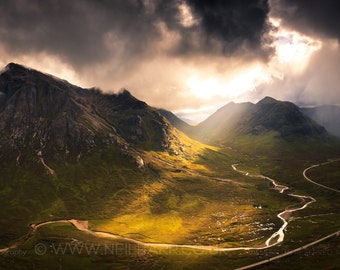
[{"xmin": 0, "ymin": 162, "xmax": 321, "ymax": 253}]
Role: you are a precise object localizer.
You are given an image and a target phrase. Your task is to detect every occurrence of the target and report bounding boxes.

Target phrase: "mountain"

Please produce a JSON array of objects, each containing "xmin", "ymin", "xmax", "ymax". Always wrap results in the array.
[
  {"xmin": 192, "ymin": 101, "xmax": 253, "ymax": 141},
  {"xmin": 157, "ymin": 108, "xmax": 192, "ymax": 134},
  {"xmin": 1, "ymin": 63, "xmax": 260, "ymax": 252},
  {"xmin": 1, "ymin": 64, "xmax": 340, "ymax": 270},
  {"xmin": 301, "ymin": 105, "xmax": 340, "ymax": 137},
  {"xmin": 0, "ymin": 63, "xmax": 174, "ymax": 157},
  {"xmin": 0, "ymin": 63, "xmax": 185, "ymax": 244},
  {"xmin": 191, "ymin": 96, "xmax": 328, "ymax": 146}
]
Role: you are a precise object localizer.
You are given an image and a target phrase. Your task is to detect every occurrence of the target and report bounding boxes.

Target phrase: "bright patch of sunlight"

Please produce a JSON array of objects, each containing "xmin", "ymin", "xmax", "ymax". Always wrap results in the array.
[
  {"xmin": 269, "ymin": 17, "xmax": 322, "ymax": 74},
  {"xmin": 187, "ymin": 66, "xmax": 269, "ymax": 100}
]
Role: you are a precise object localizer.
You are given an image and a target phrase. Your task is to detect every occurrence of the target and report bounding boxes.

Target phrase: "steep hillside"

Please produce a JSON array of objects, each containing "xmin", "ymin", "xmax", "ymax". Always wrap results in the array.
[
  {"xmin": 158, "ymin": 108, "xmax": 192, "ymax": 134},
  {"xmin": 192, "ymin": 97, "xmax": 328, "ymax": 145},
  {"xmin": 237, "ymin": 97, "xmax": 327, "ymax": 138},
  {"xmin": 0, "ymin": 63, "xmax": 185, "ymax": 244},
  {"xmin": 1, "ymin": 64, "xmax": 340, "ymax": 270},
  {"xmin": 0, "ymin": 63, "xmax": 173, "ymax": 157},
  {"xmin": 192, "ymin": 101, "xmax": 253, "ymax": 142}
]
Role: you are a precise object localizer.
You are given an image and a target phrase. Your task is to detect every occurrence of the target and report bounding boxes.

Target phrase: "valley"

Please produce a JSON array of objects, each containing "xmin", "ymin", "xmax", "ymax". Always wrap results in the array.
[
  {"xmin": 3, "ymin": 147, "xmax": 339, "ymax": 269},
  {"xmin": 0, "ymin": 63, "xmax": 339, "ymax": 269},
  {"xmin": 1, "ymin": 160, "xmax": 331, "ymax": 254}
]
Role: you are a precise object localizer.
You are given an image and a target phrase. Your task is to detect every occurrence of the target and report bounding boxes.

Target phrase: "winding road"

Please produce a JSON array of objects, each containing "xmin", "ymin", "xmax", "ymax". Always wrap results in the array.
[
  {"xmin": 236, "ymin": 159, "xmax": 340, "ymax": 269},
  {"xmin": 0, "ymin": 162, "xmax": 318, "ymax": 253},
  {"xmin": 231, "ymin": 164, "xmax": 316, "ymax": 248},
  {"xmin": 235, "ymin": 230, "xmax": 340, "ymax": 270},
  {"xmin": 303, "ymin": 159, "xmax": 340, "ymax": 193},
  {"xmin": 1, "ymin": 159, "xmax": 339, "ymax": 270}
]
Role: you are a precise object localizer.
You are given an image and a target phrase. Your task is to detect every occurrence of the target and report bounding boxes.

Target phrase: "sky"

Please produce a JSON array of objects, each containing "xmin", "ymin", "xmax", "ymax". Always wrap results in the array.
[{"xmin": 0, "ymin": 0, "xmax": 340, "ymax": 122}]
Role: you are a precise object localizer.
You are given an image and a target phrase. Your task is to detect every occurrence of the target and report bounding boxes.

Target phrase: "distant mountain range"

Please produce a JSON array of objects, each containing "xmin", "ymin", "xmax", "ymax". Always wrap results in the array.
[
  {"xmin": 1, "ymin": 63, "xmax": 337, "ymax": 163},
  {"xmin": 200, "ymin": 96, "xmax": 327, "ymax": 140},
  {"xmin": 161, "ymin": 96, "xmax": 330, "ymax": 145},
  {"xmin": 1, "ymin": 63, "xmax": 334, "ymax": 154},
  {"xmin": 0, "ymin": 63, "xmax": 338, "ymax": 245}
]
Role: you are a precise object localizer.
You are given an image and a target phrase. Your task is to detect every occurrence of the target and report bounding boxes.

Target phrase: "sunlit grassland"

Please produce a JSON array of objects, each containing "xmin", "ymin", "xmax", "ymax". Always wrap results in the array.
[
  {"xmin": 0, "ymin": 129, "xmax": 296, "ymax": 249},
  {"xmin": 0, "ymin": 222, "xmax": 272, "ymax": 270},
  {"xmin": 1, "ymin": 222, "xmax": 152, "ymax": 270},
  {"xmin": 86, "ymin": 133, "xmax": 313, "ymax": 247},
  {"xmin": 0, "ymin": 147, "xmax": 149, "ymax": 247},
  {"xmin": 1, "ymin": 125, "xmax": 339, "ymax": 269},
  {"xmin": 225, "ymin": 131, "xmax": 282, "ymax": 157},
  {"xmin": 3, "ymin": 216, "xmax": 339, "ymax": 270},
  {"xmin": 90, "ymin": 154, "xmax": 295, "ymax": 246}
]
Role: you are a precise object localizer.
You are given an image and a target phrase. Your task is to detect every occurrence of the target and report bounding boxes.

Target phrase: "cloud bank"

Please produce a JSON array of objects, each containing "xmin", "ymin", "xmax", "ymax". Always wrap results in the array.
[{"xmin": 0, "ymin": 0, "xmax": 339, "ymax": 121}]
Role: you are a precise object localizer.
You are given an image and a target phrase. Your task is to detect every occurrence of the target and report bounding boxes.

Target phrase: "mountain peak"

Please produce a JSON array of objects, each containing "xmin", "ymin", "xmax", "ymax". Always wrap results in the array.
[
  {"xmin": 2, "ymin": 62, "xmax": 48, "ymax": 82},
  {"xmin": 118, "ymin": 89, "xmax": 133, "ymax": 97},
  {"xmin": 193, "ymin": 96, "xmax": 328, "ymax": 142},
  {"xmin": 257, "ymin": 96, "xmax": 277, "ymax": 105},
  {"xmin": 6, "ymin": 62, "xmax": 25, "ymax": 69},
  {"xmin": 0, "ymin": 63, "xmax": 172, "ymax": 153},
  {"xmin": 1, "ymin": 62, "xmax": 79, "ymax": 93},
  {"xmin": 117, "ymin": 89, "xmax": 147, "ymax": 109},
  {"xmin": 4, "ymin": 62, "xmax": 31, "ymax": 74}
]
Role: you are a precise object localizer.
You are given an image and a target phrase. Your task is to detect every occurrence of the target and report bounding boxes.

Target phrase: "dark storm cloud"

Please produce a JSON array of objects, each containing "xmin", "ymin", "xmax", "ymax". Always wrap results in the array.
[
  {"xmin": 0, "ymin": 0, "xmax": 273, "ymax": 70},
  {"xmin": 271, "ymin": 0, "xmax": 340, "ymax": 40},
  {"xmin": 185, "ymin": 0, "xmax": 272, "ymax": 57},
  {"xmin": 0, "ymin": 0, "xmax": 160, "ymax": 68}
]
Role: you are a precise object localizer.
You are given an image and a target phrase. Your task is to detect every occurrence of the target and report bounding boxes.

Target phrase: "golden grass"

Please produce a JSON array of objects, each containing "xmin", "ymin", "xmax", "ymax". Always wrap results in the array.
[
  {"xmin": 88, "ymin": 130, "xmax": 291, "ymax": 246},
  {"xmin": 92, "ymin": 211, "xmax": 186, "ymax": 243}
]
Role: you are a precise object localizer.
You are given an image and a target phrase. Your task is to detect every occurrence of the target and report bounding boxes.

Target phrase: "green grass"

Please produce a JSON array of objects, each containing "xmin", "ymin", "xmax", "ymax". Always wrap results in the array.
[
  {"xmin": 4, "ymin": 220, "xmax": 339, "ymax": 270},
  {"xmin": 1, "ymin": 128, "xmax": 339, "ymax": 269},
  {"xmin": 252, "ymin": 234, "xmax": 340, "ymax": 270},
  {"xmin": 88, "ymin": 159, "xmax": 294, "ymax": 246},
  {"xmin": 92, "ymin": 211, "xmax": 185, "ymax": 243},
  {"xmin": 306, "ymin": 160, "xmax": 340, "ymax": 190},
  {"xmin": 0, "ymin": 146, "xmax": 149, "ymax": 246}
]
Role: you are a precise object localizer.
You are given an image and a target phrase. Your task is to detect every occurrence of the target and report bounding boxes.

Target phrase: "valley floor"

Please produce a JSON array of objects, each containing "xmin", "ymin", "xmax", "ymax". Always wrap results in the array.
[{"xmin": 1, "ymin": 156, "xmax": 339, "ymax": 269}]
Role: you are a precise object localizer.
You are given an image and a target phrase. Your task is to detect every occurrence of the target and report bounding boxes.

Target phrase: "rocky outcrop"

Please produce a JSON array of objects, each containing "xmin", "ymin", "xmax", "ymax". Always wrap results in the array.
[{"xmin": 0, "ymin": 63, "xmax": 173, "ymax": 162}]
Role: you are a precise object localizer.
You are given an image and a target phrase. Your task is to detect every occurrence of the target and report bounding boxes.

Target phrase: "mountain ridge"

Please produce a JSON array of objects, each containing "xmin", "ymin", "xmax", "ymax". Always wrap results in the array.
[
  {"xmin": 0, "ymin": 63, "xmax": 188, "ymax": 244},
  {"xmin": 157, "ymin": 108, "xmax": 192, "ymax": 134},
  {"xmin": 159, "ymin": 96, "xmax": 329, "ymax": 145},
  {"xmin": 0, "ymin": 63, "xmax": 339, "ymax": 263},
  {"xmin": 2, "ymin": 62, "xmax": 331, "ymax": 147},
  {"xmin": 0, "ymin": 63, "xmax": 174, "ymax": 160}
]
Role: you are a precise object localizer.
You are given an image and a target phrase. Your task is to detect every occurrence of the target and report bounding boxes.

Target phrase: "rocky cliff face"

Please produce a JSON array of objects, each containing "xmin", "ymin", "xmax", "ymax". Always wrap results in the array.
[
  {"xmin": 0, "ymin": 63, "xmax": 172, "ymax": 162},
  {"xmin": 0, "ymin": 63, "xmax": 190, "ymax": 245}
]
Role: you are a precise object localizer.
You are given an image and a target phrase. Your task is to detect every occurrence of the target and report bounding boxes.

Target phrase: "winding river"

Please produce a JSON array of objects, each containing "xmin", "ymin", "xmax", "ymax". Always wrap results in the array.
[
  {"xmin": 1, "ymin": 159, "xmax": 326, "ymax": 254},
  {"xmin": 231, "ymin": 164, "xmax": 316, "ymax": 248}
]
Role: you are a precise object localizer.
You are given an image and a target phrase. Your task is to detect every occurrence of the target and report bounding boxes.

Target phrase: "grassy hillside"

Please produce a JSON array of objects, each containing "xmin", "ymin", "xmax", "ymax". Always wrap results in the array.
[
  {"xmin": 1, "ymin": 144, "xmax": 339, "ymax": 269},
  {"xmin": 1, "ymin": 64, "xmax": 339, "ymax": 269},
  {"xmin": 188, "ymin": 97, "xmax": 328, "ymax": 147}
]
